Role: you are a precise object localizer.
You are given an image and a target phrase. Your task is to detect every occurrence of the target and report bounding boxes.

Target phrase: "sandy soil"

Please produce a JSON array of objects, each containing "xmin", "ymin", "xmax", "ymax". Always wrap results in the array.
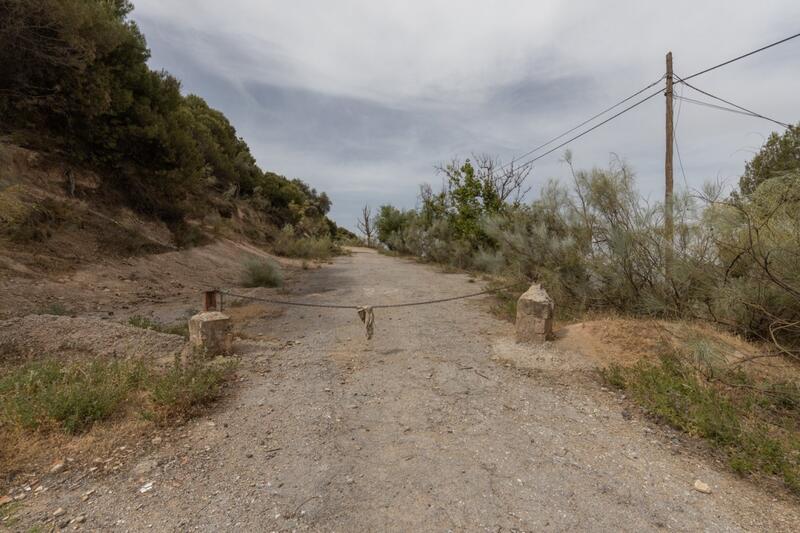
[
  {"xmin": 0, "ymin": 239, "xmax": 309, "ymax": 321},
  {"xmin": 5, "ymin": 248, "xmax": 800, "ymax": 531}
]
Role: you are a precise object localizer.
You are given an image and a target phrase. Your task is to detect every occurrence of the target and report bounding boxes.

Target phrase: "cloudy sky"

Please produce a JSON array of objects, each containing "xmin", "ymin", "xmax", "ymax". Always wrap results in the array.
[{"xmin": 132, "ymin": 1, "xmax": 799, "ymax": 230}]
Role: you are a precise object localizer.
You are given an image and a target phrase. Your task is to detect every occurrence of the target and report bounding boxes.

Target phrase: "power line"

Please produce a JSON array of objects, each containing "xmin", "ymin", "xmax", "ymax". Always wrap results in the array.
[
  {"xmin": 680, "ymin": 31, "xmax": 800, "ymax": 82},
  {"xmin": 511, "ymin": 87, "xmax": 664, "ymax": 168},
  {"xmin": 674, "ymin": 74, "xmax": 791, "ymax": 128},
  {"xmin": 673, "ymin": 82, "xmax": 689, "ymax": 189},
  {"xmin": 673, "ymin": 94, "xmax": 777, "ymax": 120},
  {"xmin": 498, "ymin": 31, "xmax": 799, "ymax": 172},
  {"xmin": 500, "ymin": 75, "xmax": 665, "ymax": 171}
]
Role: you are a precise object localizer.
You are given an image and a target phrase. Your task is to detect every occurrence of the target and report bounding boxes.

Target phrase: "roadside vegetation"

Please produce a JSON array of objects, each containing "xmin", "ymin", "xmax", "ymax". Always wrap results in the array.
[
  {"xmin": 0, "ymin": 355, "xmax": 233, "ymax": 432},
  {"xmin": 374, "ymin": 129, "xmax": 800, "ymax": 354},
  {"xmin": 0, "ymin": 352, "xmax": 234, "ymax": 471},
  {"xmin": 241, "ymin": 259, "xmax": 283, "ymax": 288},
  {"xmin": 374, "ymin": 129, "xmax": 800, "ymax": 493},
  {"xmin": 603, "ymin": 343, "xmax": 800, "ymax": 493}
]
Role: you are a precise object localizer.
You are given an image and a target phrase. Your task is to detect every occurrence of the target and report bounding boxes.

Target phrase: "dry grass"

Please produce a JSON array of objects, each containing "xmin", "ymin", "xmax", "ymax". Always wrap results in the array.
[{"xmin": 128, "ymin": 315, "xmax": 189, "ymax": 338}]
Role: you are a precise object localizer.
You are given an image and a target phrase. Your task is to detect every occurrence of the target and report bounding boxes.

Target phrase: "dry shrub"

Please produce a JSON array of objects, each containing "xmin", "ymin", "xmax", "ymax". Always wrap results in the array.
[
  {"xmin": 270, "ymin": 225, "xmax": 339, "ymax": 260},
  {"xmin": 241, "ymin": 259, "xmax": 283, "ymax": 288}
]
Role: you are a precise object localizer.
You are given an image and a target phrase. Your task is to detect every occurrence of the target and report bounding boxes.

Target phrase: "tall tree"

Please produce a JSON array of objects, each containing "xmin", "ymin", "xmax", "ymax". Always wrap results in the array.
[{"xmin": 739, "ymin": 125, "xmax": 799, "ymax": 195}]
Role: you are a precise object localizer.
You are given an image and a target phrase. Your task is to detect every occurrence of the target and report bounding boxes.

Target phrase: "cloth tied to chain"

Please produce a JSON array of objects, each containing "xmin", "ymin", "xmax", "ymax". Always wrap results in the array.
[{"xmin": 357, "ymin": 306, "xmax": 374, "ymax": 340}]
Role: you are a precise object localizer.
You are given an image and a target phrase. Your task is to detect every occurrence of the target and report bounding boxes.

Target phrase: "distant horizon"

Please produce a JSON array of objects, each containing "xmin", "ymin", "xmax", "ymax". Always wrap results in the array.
[{"xmin": 133, "ymin": 0, "xmax": 799, "ymax": 232}]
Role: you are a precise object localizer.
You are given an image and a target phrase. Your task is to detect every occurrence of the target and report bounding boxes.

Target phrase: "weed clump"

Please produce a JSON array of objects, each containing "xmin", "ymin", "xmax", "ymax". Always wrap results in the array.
[
  {"xmin": 147, "ymin": 358, "xmax": 233, "ymax": 422},
  {"xmin": 36, "ymin": 303, "xmax": 71, "ymax": 316},
  {"xmin": 128, "ymin": 315, "xmax": 189, "ymax": 338},
  {"xmin": 241, "ymin": 259, "xmax": 283, "ymax": 288}
]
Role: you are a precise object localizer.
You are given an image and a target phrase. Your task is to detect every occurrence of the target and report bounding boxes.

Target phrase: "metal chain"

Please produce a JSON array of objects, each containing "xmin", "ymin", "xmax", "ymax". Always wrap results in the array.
[{"xmin": 215, "ymin": 284, "xmax": 516, "ymax": 311}]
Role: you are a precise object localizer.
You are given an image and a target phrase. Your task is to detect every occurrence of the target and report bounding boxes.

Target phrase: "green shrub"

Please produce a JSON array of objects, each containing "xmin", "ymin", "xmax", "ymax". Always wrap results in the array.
[
  {"xmin": 0, "ymin": 358, "xmax": 142, "ymax": 434},
  {"xmin": 147, "ymin": 359, "xmax": 232, "ymax": 421},
  {"xmin": 241, "ymin": 259, "xmax": 283, "ymax": 287}
]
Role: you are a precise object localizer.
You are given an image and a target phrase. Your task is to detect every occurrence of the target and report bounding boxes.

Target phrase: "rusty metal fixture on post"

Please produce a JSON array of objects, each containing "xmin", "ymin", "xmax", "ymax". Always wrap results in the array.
[{"xmin": 203, "ymin": 290, "xmax": 218, "ymax": 312}]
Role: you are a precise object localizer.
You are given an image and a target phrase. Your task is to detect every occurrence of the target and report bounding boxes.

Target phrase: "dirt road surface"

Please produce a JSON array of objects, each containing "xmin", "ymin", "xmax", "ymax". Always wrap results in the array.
[{"xmin": 14, "ymin": 248, "xmax": 800, "ymax": 531}]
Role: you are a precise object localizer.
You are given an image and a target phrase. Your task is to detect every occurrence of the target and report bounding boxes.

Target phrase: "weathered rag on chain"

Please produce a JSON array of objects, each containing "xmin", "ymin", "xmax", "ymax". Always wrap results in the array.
[{"xmin": 357, "ymin": 306, "xmax": 375, "ymax": 340}]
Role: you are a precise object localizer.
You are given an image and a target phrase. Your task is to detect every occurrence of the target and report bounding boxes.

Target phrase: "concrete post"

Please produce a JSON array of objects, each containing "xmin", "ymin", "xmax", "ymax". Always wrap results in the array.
[
  {"xmin": 188, "ymin": 311, "xmax": 232, "ymax": 355},
  {"xmin": 515, "ymin": 284, "xmax": 554, "ymax": 343}
]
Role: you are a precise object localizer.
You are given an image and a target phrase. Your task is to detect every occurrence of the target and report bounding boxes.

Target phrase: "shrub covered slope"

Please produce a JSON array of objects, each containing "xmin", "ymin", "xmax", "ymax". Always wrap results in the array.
[{"xmin": 0, "ymin": 0, "xmax": 342, "ymax": 246}]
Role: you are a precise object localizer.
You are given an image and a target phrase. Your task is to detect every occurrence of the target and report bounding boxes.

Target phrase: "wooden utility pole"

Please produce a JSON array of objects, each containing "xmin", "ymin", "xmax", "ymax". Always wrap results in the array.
[{"xmin": 664, "ymin": 51, "xmax": 674, "ymax": 278}]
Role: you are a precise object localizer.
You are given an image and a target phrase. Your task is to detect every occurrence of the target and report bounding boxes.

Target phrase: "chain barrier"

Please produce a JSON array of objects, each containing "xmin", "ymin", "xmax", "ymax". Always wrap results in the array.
[{"xmin": 212, "ymin": 285, "xmax": 516, "ymax": 339}]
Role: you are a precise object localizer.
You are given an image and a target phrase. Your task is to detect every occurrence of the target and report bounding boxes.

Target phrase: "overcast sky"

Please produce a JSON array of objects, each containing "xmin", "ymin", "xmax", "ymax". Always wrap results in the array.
[{"xmin": 132, "ymin": 1, "xmax": 799, "ymax": 231}]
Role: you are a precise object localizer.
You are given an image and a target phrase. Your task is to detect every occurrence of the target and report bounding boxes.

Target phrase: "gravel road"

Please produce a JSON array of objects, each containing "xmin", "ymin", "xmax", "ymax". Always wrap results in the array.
[{"xmin": 14, "ymin": 248, "xmax": 800, "ymax": 531}]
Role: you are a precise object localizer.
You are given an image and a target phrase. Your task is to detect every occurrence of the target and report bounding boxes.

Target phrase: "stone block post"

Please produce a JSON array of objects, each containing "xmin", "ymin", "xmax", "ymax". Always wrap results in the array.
[
  {"xmin": 515, "ymin": 284, "xmax": 554, "ymax": 343},
  {"xmin": 188, "ymin": 311, "xmax": 233, "ymax": 355}
]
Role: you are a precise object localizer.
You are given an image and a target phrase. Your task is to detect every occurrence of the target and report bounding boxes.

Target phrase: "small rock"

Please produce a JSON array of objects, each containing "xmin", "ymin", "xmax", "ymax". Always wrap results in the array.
[
  {"xmin": 139, "ymin": 482, "xmax": 154, "ymax": 494},
  {"xmin": 151, "ymin": 436, "xmax": 163, "ymax": 445},
  {"xmin": 0, "ymin": 495, "xmax": 12, "ymax": 506},
  {"xmin": 53, "ymin": 507, "xmax": 66, "ymax": 517},
  {"xmin": 49, "ymin": 461, "xmax": 66, "ymax": 474},
  {"xmin": 132, "ymin": 459, "xmax": 158, "ymax": 477},
  {"xmin": 72, "ymin": 515, "xmax": 86, "ymax": 524},
  {"xmin": 693, "ymin": 480, "xmax": 712, "ymax": 494}
]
